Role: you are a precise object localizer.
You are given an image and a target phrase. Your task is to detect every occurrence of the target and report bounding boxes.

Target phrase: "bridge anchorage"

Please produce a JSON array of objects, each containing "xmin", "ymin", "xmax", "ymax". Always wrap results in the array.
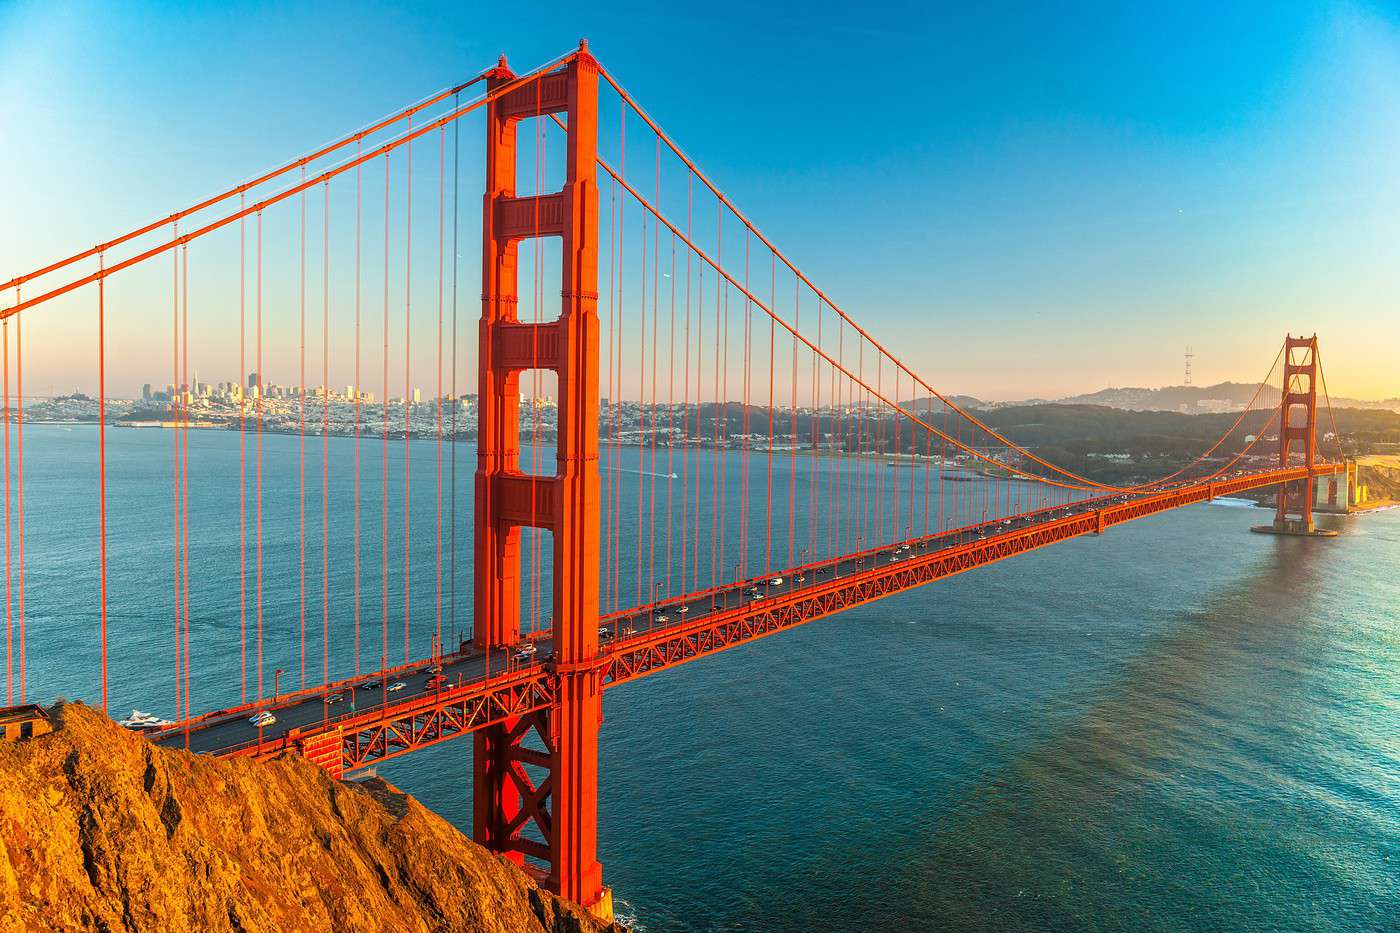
[{"xmin": 0, "ymin": 37, "xmax": 1357, "ymax": 925}]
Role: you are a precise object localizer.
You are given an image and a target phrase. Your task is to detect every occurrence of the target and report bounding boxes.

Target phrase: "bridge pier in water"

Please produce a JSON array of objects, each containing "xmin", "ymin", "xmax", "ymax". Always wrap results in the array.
[
  {"xmin": 1252, "ymin": 335, "xmax": 1338, "ymax": 537},
  {"xmin": 473, "ymin": 45, "xmax": 610, "ymax": 918}
]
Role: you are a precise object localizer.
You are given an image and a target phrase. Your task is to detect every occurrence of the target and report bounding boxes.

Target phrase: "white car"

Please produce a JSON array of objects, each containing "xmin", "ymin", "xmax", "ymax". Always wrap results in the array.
[
  {"xmin": 387, "ymin": 681, "xmax": 406, "ymax": 693},
  {"xmin": 655, "ymin": 614, "xmax": 670, "ymax": 623},
  {"xmin": 249, "ymin": 711, "xmax": 276, "ymax": 728},
  {"xmin": 769, "ymin": 577, "xmax": 784, "ymax": 586}
]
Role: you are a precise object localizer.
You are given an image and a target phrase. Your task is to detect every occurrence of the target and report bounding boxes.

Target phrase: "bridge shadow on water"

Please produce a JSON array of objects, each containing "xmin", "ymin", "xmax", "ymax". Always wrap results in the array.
[{"xmin": 812, "ymin": 515, "xmax": 1399, "ymax": 933}]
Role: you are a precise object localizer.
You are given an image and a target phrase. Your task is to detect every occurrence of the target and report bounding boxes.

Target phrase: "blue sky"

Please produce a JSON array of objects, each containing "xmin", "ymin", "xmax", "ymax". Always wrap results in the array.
[{"xmin": 2, "ymin": 0, "xmax": 1397, "ymax": 400}]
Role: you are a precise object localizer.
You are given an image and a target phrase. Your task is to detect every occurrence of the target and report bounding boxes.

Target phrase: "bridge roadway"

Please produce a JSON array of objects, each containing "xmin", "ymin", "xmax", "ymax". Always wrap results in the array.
[{"xmin": 152, "ymin": 463, "xmax": 1341, "ymax": 764}]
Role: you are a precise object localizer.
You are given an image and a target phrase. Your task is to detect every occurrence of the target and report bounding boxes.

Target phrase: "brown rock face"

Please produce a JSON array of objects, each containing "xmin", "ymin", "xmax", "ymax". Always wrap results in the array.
[{"xmin": 0, "ymin": 703, "xmax": 624, "ymax": 933}]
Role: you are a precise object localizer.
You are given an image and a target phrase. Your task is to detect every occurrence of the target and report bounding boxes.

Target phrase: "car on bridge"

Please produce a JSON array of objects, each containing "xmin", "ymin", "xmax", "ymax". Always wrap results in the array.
[{"xmin": 249, "ymin": 710, "xmax": 276, "ymax": 728}]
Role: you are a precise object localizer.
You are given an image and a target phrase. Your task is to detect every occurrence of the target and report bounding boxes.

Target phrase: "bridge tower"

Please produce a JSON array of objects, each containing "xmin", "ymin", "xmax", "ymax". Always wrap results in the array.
[
  {"xmin": 474, "ymin": 44, "xmax": 608, "ymax": 916},
  {"xmin": 1264, "ymin": 335, "xmax": 1322, "ymax": 534}
]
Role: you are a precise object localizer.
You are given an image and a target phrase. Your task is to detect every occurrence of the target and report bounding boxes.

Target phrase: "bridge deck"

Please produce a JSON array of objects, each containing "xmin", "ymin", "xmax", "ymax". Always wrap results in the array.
[{"xmin": 152, "ymin": 463, "xmax": 1340, "ymax": 770}]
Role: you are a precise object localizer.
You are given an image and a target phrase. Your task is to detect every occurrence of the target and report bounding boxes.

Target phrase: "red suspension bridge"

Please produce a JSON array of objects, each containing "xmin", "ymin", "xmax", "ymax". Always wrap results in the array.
[{"xmin": 0, "ymin": 43, "xmax": 1352, "ymax": 917}]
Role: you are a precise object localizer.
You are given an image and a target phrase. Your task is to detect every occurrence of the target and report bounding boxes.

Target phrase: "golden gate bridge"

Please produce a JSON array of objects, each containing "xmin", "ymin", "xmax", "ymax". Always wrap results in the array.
[{"xmin": 0, "ymin": 42, "xmax": 1351, "ymax": 918}]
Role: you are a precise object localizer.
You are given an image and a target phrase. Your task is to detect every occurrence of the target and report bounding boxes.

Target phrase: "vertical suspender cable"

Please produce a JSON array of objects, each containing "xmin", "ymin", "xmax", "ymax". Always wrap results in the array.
[
  {"xmin": 3, "ymin": 320, "xmax": 10, "ymax": 708},
  {"xmin": 256, "ymin": 213, "xmax": 264, "ymax": 701},
  {"xmin": 354, "ymin": 144, "xmax": 363, "ymax": 674},
  {"xmin": 789, "ymin": 274, "xmax": 797, "ymax": 569},
  {"xmin": 765, "ymin": 255, "xmax": 774, "ymax": 575},
  {"xmin": 636, "ymin": 171, "xmax": 647, "ymax": 607},
  {"xmin": 299, "ymin": 173, "xmax": 308, "ymax": 689},
  {"xmin": 436, "ymin": 126, "xmax": 444, "ymax": 660},
  {"xmin": 403, "ymin": 120, "xmax": 413, "ymax": 665},
  {"xmin": 239, "ymin": 199, "xmax": 247, "ymax": 703},
  {"xmin": 13, "ymin": 310, "xmax": 22, "ymax": 704},
  {"xmin": 382, "ymin": 154, "xmax": 390, "ymax": 680},
  {"xmin": 666, "ymin": 229, "xmax": 675, "ymax": 596},
  {"xmin": 181, "ymin": 243, "xmax": 191, "ymax": 725},
  {"xmin": 170, "ymin": 233, "xmax": 180, "ymax": 717},
  {"xmin": 450, "ymin": 94, "xmax": 460, "ymax": 649},
  {"xmin": 604, "ymin": 175, "xmax": 615, "ymax": 615},
  {"xmin": 681, "ymin": 175, "xmax": 691, "ymax": 593},
  {"xmin": 649, "ymin": 138, "xmax": 660, "ymax": 605},
  {"xmin": 97, "ymin": 264, "xmax": 108, "ymax": 711},
  {"xmin": 322, "ymin": 181, "xmax": 331, "ymax": 684}
]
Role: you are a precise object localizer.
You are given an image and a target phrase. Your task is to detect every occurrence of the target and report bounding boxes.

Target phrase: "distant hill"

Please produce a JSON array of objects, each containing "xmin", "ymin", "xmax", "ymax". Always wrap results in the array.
[
  {"xmin": 904, "ymin": 384, "xmax": 1398, "ymax": 417},
  {"xmin": 903, "ymin": 394, "xmax": 994, "ymax": 412},
  {"xmin": 1054, "ymin": 382, "xmax": 1400, "ymax": 414}
]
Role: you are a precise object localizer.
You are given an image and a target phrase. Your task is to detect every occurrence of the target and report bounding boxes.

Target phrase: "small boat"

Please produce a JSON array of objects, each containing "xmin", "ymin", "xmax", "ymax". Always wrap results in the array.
[{"xmin": 119, "ymin": 709, "xmax": 173, "ymax": 731}]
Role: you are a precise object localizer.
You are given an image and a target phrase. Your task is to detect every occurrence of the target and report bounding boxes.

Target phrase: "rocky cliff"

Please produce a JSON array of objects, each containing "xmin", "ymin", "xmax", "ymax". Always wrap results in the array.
[{"xmin": 0, "ymin": 703, "xmax": 624, "ymax": 933}]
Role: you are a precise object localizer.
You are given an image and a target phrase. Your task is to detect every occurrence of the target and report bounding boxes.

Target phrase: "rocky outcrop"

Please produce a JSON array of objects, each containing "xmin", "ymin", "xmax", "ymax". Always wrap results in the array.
[{"xmin": 0, "ymin": 703, "xmax": 623, "ymax": 933}]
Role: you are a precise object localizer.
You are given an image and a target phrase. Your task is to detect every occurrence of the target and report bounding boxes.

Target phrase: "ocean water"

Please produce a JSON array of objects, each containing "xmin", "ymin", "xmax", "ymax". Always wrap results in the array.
[{"xmin": 15, "ymin": 425, "xmax": 1400, "ymax": 931}]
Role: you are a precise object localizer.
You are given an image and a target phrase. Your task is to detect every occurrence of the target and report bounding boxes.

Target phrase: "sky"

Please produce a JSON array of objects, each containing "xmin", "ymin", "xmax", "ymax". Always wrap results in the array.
[{"xmin": 2, "ymin": 0, "xmax": 1398, "ymax": 401}]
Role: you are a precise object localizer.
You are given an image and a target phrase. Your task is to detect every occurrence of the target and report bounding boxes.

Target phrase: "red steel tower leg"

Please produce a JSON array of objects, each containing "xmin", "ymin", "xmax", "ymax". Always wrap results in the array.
[
  {"xmin": 474, "ymin": 44, "xmax": 608, "ymax": 916},
  {"xmin": 474, "ymin": 53, "xmax": 526, "ymax": 863},
  {"xmin": 1274, "ymin": 334, "xmax": 1319, "ymax": 532}
]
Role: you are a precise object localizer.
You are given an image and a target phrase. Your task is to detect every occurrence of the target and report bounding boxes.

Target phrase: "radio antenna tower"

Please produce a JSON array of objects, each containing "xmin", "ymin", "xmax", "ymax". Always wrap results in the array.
[{"xmin": 1184, "ymin": 346, "xmax": 1193, "ymax": 386}]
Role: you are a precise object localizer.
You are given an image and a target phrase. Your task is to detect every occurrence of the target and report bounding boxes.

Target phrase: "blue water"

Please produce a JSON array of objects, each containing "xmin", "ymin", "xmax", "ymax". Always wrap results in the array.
[{"xmin": 17, "ymin": 425, "xmax": 1400, "ymax": 931}]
